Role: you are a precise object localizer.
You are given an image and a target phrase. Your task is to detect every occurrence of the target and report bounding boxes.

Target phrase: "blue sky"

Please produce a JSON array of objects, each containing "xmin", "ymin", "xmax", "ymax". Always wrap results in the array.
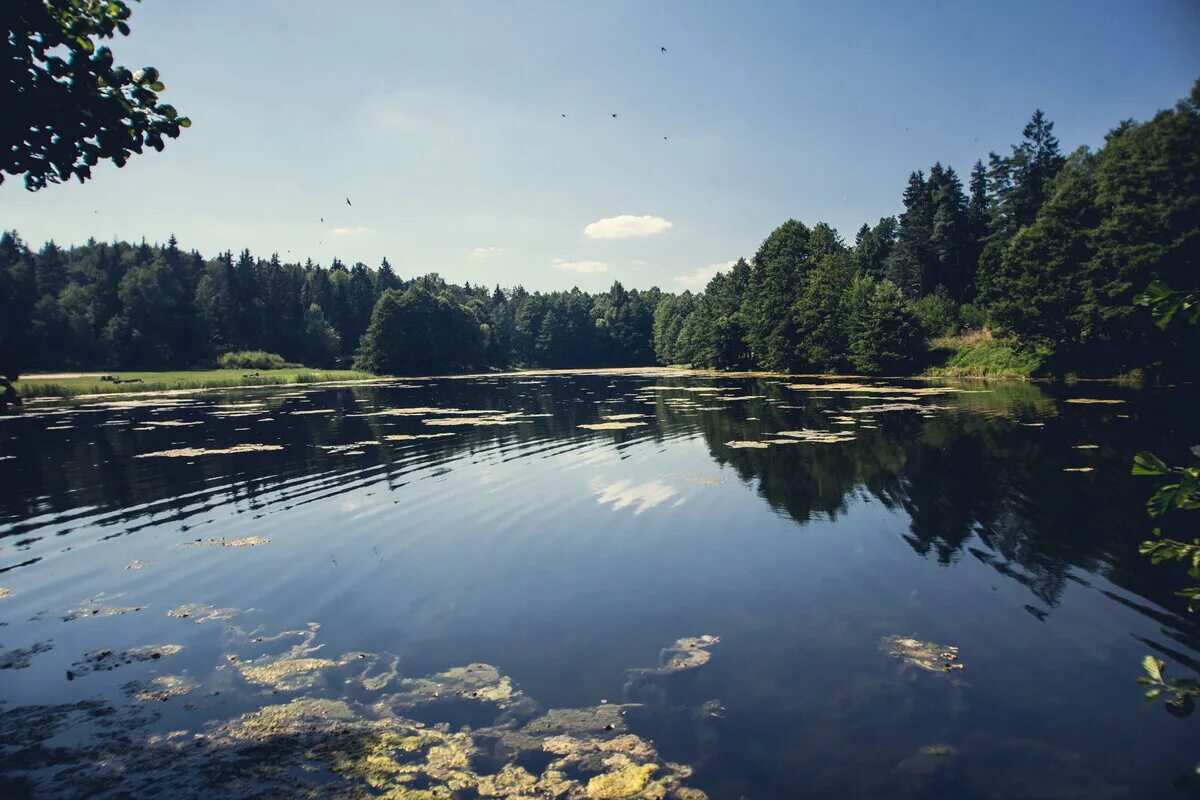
[{"xmin": 2, "ymin": 0, "xmax": 1197, "ymax": 291}]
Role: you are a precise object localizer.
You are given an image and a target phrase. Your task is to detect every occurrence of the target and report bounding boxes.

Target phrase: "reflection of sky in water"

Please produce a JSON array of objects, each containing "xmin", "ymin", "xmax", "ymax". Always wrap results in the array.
[
  {"xmin": 591, "ymin": 477, "xmax": 681, "ymax": 514},
  {"xmin": 0, "ymin": 373, "xmax": 1198, "ymax": 798}
]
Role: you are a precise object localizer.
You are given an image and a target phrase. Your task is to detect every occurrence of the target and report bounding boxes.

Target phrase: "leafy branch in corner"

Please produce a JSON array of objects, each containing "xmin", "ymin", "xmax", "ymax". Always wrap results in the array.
[
  {"xmin": 1138, "ymin": 655, "xmax": 1200, "ymax": 718},
  {"xmin": 1133, "ymin": 281, "xmax": 1199, "ymax": 330}
]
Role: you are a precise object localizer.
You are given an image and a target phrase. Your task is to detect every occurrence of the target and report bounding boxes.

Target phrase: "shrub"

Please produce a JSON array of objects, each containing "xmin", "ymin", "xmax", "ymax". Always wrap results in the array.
[
  {"xmin": 912, "ymin": 286, "xmax": 961, "ymax": 337},
  {"xmin": 216, "ymin": 351, "xmax": 287, "ymax": 370}
]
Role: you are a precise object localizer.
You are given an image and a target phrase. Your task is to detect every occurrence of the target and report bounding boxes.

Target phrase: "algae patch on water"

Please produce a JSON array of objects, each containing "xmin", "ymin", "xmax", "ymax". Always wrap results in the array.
[
  {"xmin": 880, "ymin": 636, "xmax": 963, "ymax": 672},
  {"xmin": 183, "ymin": 536, "xmax": 269, "ymax": 548},
  {"xmin": 0, "ymin": 624, "xmax": 714, "ymax": 799},
  {"xmin": 167, "ymin": 602, "xmax": 238, "ymax": 623},
  {"xmin": 581, "ymin": 421, "xmax": 648, "ymax": 431},
  {"xmin": 0, "ymin": 587, "xmax": 12, "ymax": 600},
  {"xmin": 136, "ymin": 444, "xmax": 284, "ymax": 458},
  {"xmin": 384, "ymin": 432, "xmax": 457, "ymax": 441}
]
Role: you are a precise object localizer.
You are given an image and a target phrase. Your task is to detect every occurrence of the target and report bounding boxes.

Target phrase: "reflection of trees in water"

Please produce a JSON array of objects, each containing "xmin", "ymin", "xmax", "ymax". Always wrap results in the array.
[
  {"xmin": 2, "ymin": 375, "xmax": 1195, "ymax": 641},
  {"xmin": 691, "ymin": 381, "xmax": 1195, "ymax": 636}
]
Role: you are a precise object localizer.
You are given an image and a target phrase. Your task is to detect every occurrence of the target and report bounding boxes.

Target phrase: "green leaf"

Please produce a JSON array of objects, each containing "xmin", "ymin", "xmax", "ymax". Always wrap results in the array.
[
  {"xmin": 1132, "ymin": 451, "xmax": 1170, "ymax": 476},
  {"xmin": 1144, "ymin": 686, "xmax": 1165, "ymax": 700},
  {"xmin": 1146, "ymin": 485, "xmax": 1179, "ymax": 517},
  {"xmin": 178, "ymin": 117, "xmax": 192, "ymax": 128},
  {"xmin": 1143, "ymin": 655, "xmax": 1165, "ymax": 683}
]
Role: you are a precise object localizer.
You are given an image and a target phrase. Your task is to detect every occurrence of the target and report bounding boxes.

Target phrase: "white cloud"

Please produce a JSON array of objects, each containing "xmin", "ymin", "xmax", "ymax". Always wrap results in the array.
[
  {"xmin": 330, "ymin": 226, "xmax": 372, "ymax": 237},
  {"xmin": 672, "ymin": 260, "xmax": 736, "ymax": 289},
  {"xmin": 583, "ymin": 214, "xmax": 673, "ymax": 239},
  {"xmin": 470, "ymin": 246, "xmax": 505, "ymax": 260},
  {"xmin": 552, "ymin": 258, "xmax": 608, "ymax": 274}
]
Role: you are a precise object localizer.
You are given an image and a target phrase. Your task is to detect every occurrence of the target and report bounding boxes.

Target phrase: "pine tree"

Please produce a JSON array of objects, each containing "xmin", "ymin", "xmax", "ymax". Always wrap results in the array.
[{"xmin": 886, "ymin": 171, "xmax": 932, "ymax": 298}]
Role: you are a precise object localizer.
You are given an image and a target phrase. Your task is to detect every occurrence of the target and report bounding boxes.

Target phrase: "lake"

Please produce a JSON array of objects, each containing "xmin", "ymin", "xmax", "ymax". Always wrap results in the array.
[{"xmin": 1, "ymin": 370, "xmax": 1197, "ymax": 799}]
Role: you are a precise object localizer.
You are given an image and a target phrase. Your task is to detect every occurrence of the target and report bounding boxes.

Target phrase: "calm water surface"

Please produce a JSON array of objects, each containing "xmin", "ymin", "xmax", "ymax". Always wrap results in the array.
[{"xmin": 1, "ymin": 371, "xmax": 1198, "ymax": 799}]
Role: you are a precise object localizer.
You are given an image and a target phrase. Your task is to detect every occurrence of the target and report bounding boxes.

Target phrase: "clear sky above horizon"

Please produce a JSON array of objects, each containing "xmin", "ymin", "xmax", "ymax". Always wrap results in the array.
[{"xmin": 2, "ymin": 0, "xmax": 1197, "ymax": 292}]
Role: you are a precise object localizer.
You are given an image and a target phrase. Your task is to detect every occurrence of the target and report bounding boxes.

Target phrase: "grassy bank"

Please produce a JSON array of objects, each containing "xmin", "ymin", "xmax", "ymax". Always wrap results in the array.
[
  {"xmin": 923, "ymin": 329, "xmax": 1044, "ymax": 379},
  {"xmin": 15, "ymin": 368, "xmax": 376, "ymax": 400}
]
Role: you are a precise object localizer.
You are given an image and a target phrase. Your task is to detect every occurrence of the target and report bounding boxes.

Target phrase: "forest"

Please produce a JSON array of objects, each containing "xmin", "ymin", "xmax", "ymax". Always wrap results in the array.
[{"xmin": 2, "ymin": 81, "xmax": 1196, "ymax": 378}]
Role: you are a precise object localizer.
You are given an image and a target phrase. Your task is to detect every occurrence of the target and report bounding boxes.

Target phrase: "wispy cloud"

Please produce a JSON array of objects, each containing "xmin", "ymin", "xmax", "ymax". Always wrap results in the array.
[
  {"xmin": 583, "ymin": 214, "xmax": 673, "ymax": 239},
  {"xmin": 552, "ymin": 258, "xmax": 608, "ymax": 274},
  {"xmin": 672, "ymin": 260, "xmax": 735, "ymax": 289},
  {"xmin": 330, "ymin": 226, "xmax": 372, "ymax": 237},
  {"xmin": 470, "ymin": 246, "xmax": 505, "ymax": 260}
]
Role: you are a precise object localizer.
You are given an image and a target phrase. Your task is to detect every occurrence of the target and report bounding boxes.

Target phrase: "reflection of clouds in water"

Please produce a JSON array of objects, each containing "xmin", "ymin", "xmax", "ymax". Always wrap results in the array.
[
  {"xmin": 590, "ymin": 478, "xmax": 679, "ymax": 515},
  {"xmin": 562, "ymin": 446, "xmax": 619, "ymax": 470}
]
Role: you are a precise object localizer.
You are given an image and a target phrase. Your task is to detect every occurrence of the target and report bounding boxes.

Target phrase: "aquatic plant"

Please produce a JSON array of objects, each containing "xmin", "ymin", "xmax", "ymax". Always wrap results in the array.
[{"xmin": 880, "ymin": 636, "xmax": 964, "ymax": 673}]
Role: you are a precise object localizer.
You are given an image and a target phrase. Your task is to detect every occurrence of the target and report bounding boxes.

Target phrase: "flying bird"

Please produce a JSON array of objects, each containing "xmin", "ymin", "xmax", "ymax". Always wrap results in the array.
[
  {"xmin": 561, "ymin": 114, "xmax": 566, "ymax": 118},
  {"xmin": 320, "ymin": 217, "xmax": 324, "ymax": 222},
  {"xmin": 346, "ymin": 197, "xmax": 352, "ymax": 206},
  {"xmin": 661, "ymin": 46, "xmax": 667, "ymax": 53},
  {"xmin": 612, "ymin": 113, "xmax": 618, "ymax": 118}
]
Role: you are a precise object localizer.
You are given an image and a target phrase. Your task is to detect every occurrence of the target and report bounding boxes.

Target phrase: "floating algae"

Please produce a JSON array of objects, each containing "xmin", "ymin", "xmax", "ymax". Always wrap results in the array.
[
  {"xmin": 318, "ymin": 440, "xmax": 381, "ymax": 453},
  {"xmin": 167, "ymin": 603, "xmax": 238, "ymax": 623},
  {"xmin": 724, "ymin": 439, "xmax": 772, "ymax": 449},
  {"xmin": 628, "ymin": 635, "xmax": 721, "ymax": 678},
  {"xmin": 1, "ymin": 641, "xmax": 53, "ymax": 670},
  {"xmin": 880, "ymin": 636, "xmax": 963, "ymax": 672},
  {"xmin": 184, "ymin": 536, "xmax": 269, "ymax": 548},
  {"xmin": 60, "ymin": 595, "xmax": 145, "ymax": 621},
  {"xmin": 423, "ymin": 414, "xmax": 531, "ymax": 427},
  {"xmin": 600, "ymin": 413, "xmax": 648, "ymax": 421},
  {"xmin": 580, "ymin": 421, "xmax": 648, "ymax": 431},
  {"xmin": 1063, "ymin": 398, "xmax": 1126, "ymax": 405},
  {"xmin": 785, "ymin": 382, "xmax": 965, "ymax": 396},
  {"xmin": 0, "ymin": 587, "xmax": 12, "ymax": 599},
  {"xmin": 124, "ymin": 674, "xmax": 199, "ymax": 703},
  {"xmin": 384, "ymin": 432, "xmax": 457, "ymax": 441},
  {"xmin": 69, "ymin": 644, "xmax": 183, "ymax": 677},
  {"xmin": 846, "ymin": 402, "xmax": 945, "ymax": 414},
  {"xmin": 136, "ymin": 444, "xmax": 284, "ymax": 458},
  {"xmin": 0, "ymin": 623, "xmax": 712, "ymax": 800},
  {"xmin": 348, "ymin": 406, "xmax": 449, "ymax": 417},
  {"xmin": 388, "ymin": 662, "xmax": 519, "ymax": 706},
  {"xmin": 1063, "ymin": 467, "xmax": 1095, "ymax": 473}
]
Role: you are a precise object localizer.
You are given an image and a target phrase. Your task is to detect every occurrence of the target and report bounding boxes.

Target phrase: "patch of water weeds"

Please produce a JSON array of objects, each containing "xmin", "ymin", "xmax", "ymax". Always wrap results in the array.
[
  {"xmin": 167, "ymin": 603, "xmax": 238, "ymax": 623},
  {"xmin": 183, "ymin": 536, "xmax": 268, "ymax": 548},
  {"xmin": 580, "ymin": 421, "xmax": 648, "ymax": 431},
  {"xmin": 1, "ymin": 641, "xmax": 53, "ymax": 670},
  {"xmin": 135, "ymin": 444, "xmax": 284, "ymax": 458},
  {"xmin": 0, "ymin": 627, "xmax": 716, "ymax": 799},
  {"xmin": 59, "ymin": 595, "xmax": 145, "ymax": 622},
  {"xmin": 68, "ymin": 644, "xmax": 183, "ymax": 678},
  {"xmin": 880, "ymin": 636, "xmax": 964, "ymax": 673}
]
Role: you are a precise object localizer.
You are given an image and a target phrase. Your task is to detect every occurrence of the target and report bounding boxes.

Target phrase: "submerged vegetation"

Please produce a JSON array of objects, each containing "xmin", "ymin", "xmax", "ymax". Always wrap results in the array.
[{"xmin": 0, "ymin": 623, "xmax": 718, "ymax": 799}]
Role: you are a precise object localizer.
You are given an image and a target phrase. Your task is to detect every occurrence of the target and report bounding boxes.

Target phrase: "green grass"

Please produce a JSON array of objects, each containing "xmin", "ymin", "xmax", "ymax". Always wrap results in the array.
[
  {"xmin": 923, "ymin": 329, "xmax": 1045, "ymax": 379},
  {"xmin": 15, "ymin": 368, "xmax": 377, "ymax": 400}
]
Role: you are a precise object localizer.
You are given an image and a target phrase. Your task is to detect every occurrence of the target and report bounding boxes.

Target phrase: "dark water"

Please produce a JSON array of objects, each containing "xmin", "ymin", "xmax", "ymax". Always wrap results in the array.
[{"xmin": 1, "ymin": 370, "xmax": 1198, "ymax": 799}]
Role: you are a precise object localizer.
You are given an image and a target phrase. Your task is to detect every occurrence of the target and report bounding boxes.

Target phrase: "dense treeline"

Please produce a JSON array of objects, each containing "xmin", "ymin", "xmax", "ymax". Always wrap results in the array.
[
  {"xmin": 2, "ymin": 82, "xmax": 1195, "ymax": 378},
  {"xmin": 656, "ymin": 81, "xmax": 1199, "ymax": 377},
  {"xmin": 0, "ymin": 233, "xmax": 661, "ymax": 374}
]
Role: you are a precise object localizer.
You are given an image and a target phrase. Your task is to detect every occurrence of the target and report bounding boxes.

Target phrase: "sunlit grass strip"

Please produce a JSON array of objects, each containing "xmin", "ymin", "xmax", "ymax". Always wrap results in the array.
[{"xmin": 14, "ymin": 369, "xmax": 377, "ymax": 399}]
